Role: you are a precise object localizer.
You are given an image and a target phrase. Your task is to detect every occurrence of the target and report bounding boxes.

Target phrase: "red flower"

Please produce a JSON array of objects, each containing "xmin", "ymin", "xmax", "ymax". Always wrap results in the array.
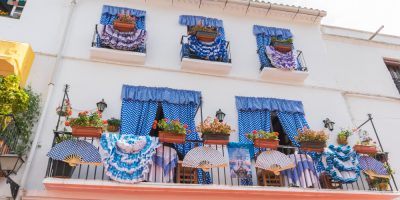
[
  {"xmin": 274, "ymin": 132, "xmax": 279, "ymax": 136},
  {"xmin": 183, "ymin": 124, "xmax": 188, "ymax": 128},
  {"xmin": 65, "ymin": 121, "xmax": 70, "ymax": 126},
  {"xmin": 102, "ymin": 120, "xmax": 108, "ymax": 125},
  {"xmin": 165, "ymin": 118, "xmax": 169, "ymax": 122},
  {"xmin": 252, "ymin": 130, "xmax": 257, "ymax": 134},
  {"xmin": 187, "ymin": 130, "xmax": 191, "ymax": 133}
]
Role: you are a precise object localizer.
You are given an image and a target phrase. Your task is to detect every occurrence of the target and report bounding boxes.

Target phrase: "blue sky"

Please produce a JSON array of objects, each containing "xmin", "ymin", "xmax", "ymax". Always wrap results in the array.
[{"xmin": 268, "ymin": 0, "xmax": 400, "ymax": 36}]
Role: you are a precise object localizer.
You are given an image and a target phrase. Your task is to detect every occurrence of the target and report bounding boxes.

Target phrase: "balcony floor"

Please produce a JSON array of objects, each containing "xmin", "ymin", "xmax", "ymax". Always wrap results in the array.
[{"xmin": 21, "ymin": 178, "xmax": 400, "ymax": 200}]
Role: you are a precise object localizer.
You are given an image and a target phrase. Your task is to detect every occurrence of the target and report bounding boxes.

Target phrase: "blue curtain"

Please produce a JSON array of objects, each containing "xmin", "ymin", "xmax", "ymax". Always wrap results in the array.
[
  {"xmin": 162, "ymin": 102, "xmax": 211, "ymax": 184},
  {"xmin": 120, "ymin": 100, "xmax": 158, "ymax": 136},
  {"xmin": 277, "ymin": 112, "xmax": 309, "ymax": 147},
  {"xmin": 100, "ymin": 5, "xmax": 146, "ymax": 30},
  {"xmin": 179, "ymin": 15, "xmax": 223, "ymax": 27}
]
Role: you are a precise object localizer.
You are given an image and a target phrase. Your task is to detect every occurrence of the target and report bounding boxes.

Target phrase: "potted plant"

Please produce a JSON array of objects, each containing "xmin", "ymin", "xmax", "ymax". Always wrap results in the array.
[
  {"xmin": 196, "ymin": 117, "xmax": 233, "ymax": 145},
  {"xmin": 155, "ymin": 118, "xmax": 187, "ymax": 144},
  {"xmin": 375, "ymin": 152, "xmax": 389, "ymax": 163},
  {"xmin": 271, "ymin": 37, "xmax": 293, "ymax": 53},
  {"xmin": 337, "ymin": 129, "xmax": 352, "ymax": 145},
  {"xmin": 246, "ymin": 130, "xmax": 279, "ymax": 149},
  {"xmin": 113, "ymin": 12, "xmax": 136, "ymax": 32},
  {"xmin": 65, "ymin": 111, "xmax": 107, "ymax": 138},
  {"xmin": 189, "ymin": 24, "xmax": 218, "ymax": 42},
  {"xmin": 296, "ymin": 128, "xmax": 328, "ymax": 153},
  {"xmin": 367, "ymin": 176, "xmax": 391, "ymax": 191},
  {"xmin": 353, "ymin": 130, "xmax": 378, "ymax": 155},
  {"xmin": 51, "ymin": 134, "xmax": 75, "ymax": 178},
  {"xmin": 107, "ymin": 118, "xmax": 121, "ymax": 133},
  {"xmin": 56, "ymin": 99, "xmax": 72, "ymax": 117}
]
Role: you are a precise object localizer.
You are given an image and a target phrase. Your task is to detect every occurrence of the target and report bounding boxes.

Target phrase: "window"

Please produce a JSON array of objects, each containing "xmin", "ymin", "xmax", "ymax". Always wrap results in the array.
[
  {"xmin": 384, "ymin": 58, "xmax": 400, "ymax": 93},
  {"xmin": 0, "ymin": 0, "xmax": 26, "ymax": 19},
  {"xmin": 270, "ymin": 112, "xmax": 295, "ymax": 155}
]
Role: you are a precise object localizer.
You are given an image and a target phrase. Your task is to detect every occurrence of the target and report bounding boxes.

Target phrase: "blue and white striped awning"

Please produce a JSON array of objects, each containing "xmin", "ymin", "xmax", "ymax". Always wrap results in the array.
[{"xmin": 47, "ymin": 139, "xmax": 102, "ymax": 166}]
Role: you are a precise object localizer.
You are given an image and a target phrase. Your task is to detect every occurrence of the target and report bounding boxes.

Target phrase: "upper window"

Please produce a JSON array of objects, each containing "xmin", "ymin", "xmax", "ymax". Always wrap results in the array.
[
  {"xmin": 179, "ymin": 15, "xmax": 231, "ymax": 63},
  {"xmin": 384, "ymin": 58, "xmax": 400, "ymax": 93},
  {"xmin": 253, "ymin": 25, "xmax": 306, "ymax": 71},
  {"xmin": 0, "ymin": 0, "xmax": 26, "ymax": 19}
]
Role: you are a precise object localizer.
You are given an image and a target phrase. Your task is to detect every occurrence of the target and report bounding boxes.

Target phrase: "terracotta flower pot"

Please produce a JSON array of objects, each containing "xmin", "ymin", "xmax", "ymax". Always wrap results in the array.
[
  {"xmin": 378, "ymin": 183, "xmax": 389, "ymax": 191},
  {"xmin": 159, "ymin": 131, "xmax": 185, "ymax": 144},
  {"xmin": 353, "ymin": 145, "xmax": 378, "ymax": 155},
  {"xmin": 71, "ymin": 127, "xmax": 102, "ymax": 138},
  {"xmin": 113, "ymin": 21, "xmax": 135, "ymax": 32},
  {"xmin": 300, "ymin": 141, "xmax": 326, "ymax": 153},
  {"xmin": 196, "ymin": 31, "xmax": 218, "ymax": 42},
  {"xmin": 337, "ymin": 136, "xmax": 348, "ymax": 145},
  {"xmin": 202, "ymin": 133, "xmax": 230, "ymax": 145},
  {"xmin": 107, "ymin": 125, "xmax": 120, "ymax": 133},
  {"xmin": 272, "ymin": 42, "xmax": 293, "ymax": 53},
  {"xmin": 253, "ymin": 138, "xmax": 279, "ymax": 150}
]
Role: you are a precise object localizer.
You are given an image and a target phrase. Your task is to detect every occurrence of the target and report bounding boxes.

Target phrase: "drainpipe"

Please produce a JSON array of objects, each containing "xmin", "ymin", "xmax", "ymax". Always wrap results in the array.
[{"xmin": 15, "ymin": 0, "xmax": 77, "ymax": 199}]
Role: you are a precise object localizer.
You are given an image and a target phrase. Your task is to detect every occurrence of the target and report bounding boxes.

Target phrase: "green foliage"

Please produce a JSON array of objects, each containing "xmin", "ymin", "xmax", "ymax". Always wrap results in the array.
[
  {"xmin": 107, "ymin": 118, "xmax": 121, "ymax": 127},
  {"xmin": 55, "ymin": 134, "xmax": 73, "ymax": 144},
  {"xmin": 338, "ymin": 129, "xmax": 352, "ymax": 138},
  {"xmin": 0, "ymin": 85, "xmax": 41, "ymax": 155},
  {"xmin": 196, "ymin": 117, "xmax": 233, "ymax": 135},
  {"xmin": 155, "ymin": 118, "xmax": 187, "ymax": 135},
  {"xmin": 0, "ymin": 75, "xmax": 29, "ymax": 115},
  {"xmin": 271, "ymin": 36, "xmax": 293, "ymax": 44},
  {"xmin": 246, "ymin": 130, "xmax": 279, "ymax": 141}
]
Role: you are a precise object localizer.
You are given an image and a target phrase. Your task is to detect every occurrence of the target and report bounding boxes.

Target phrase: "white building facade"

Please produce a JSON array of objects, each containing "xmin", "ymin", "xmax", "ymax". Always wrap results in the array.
[{"xmin": 1, "ymin": 0, "xmax": 400, "ymax": 199}]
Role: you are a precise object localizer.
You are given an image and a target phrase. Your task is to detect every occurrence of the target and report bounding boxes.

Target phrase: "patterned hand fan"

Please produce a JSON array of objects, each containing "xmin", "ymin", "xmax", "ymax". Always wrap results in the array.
[
  {"xmin": 255, "ymin": 150, "xmax": 295, "ymax": 175},
  {"xmin": 359, "ymin": 156, "xmax": 389, "ymax": 179},
  {"xmin": 47, "ymin": 139, "xmax": 102, "ymax": 166},
  {"xmin": 183, "ymin": 146, "xmax": 228, "ymax": 172}
]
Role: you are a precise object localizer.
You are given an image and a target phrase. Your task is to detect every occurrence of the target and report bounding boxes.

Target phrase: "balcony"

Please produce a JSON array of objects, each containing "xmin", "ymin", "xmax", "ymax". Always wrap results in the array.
[
  {"xmin": 89, "ymin": 24, "xmax": 146, "ymax": 65},
  {"xmin": 259, "ymin": 50, "xmax": 309, "ymax": 84},
  {"xmin": 180, "ymin": 35, "xmax": 232, "ymax": 76},
  {"xmin": 37, "ymin": 131, "xmax": 400, "ymax": 200}
]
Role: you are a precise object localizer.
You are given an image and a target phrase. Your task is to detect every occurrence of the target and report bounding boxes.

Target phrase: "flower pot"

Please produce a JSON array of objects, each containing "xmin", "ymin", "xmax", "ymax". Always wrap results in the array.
[
  {"xmin": 159, "ymin": 131, "xmax": 185, "ymax": 144},
  {"xmin": 253, "ymin": 139, "xmax": 279, "ymax": 150},
  {"xmin": 113, "ymin": 21, "xmax": 135, "ymax": 32},
  {"xmin": 337, "ymin": 136, "xmax": 348, "ymax": 145},
  {"xmin": 71, "ymin": 127, "xmax": 102, "ymax": 138},
  {"xmin": 272, "ymin": 42, "xmax": 292, "ymax": 53},
  {"xmin": 300, "ymin": 141, "xmax": 326, "ymax": 153},
  {"xmin": 375, "ymin": 152, "xmax": 389, "ymax": 163},
  {"xmin": 107, "ymin": 125, "xmax": 120, "ymax": 133},
  {"xmin": 196, "ymin": 31, "xmax": 218, "ymax": 42},
  {"xmin": 353, "ymin": 145, "xmax": 378, "ymax": 155},
  {"xmin": 202, "ymin": 133, "xmax": 230, "ymax": 145},
  {"xmin": 50, "ymin": 160, "xmax": 75, "ymax": 178}
]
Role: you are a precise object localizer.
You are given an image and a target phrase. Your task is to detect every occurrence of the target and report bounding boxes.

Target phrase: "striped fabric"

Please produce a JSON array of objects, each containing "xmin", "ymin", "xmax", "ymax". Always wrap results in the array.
[
  {"xmin": 359, "ymin": 156, "xmax": 389, "ymax": 178},
  {"xmin": 277, "ymin": 112, "xmax": 309, "ymax": 147}
]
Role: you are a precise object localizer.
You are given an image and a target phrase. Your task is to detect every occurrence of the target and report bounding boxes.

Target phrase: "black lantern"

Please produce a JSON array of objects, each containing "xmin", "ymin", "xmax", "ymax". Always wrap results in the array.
[
  {"xmin": 215, "ymin": 109, "xmax": 226, "ymax": 122},
  {"xmin": 323, "ymin": 118, "xmax": 335, "ymax": 131},
  {"xmin": 0, "ymin": 154, "xmax": 24, "ymax": 199},
  {"xmin": 96, "ymin": 99, "xmax": 107, "ymax": 113}
]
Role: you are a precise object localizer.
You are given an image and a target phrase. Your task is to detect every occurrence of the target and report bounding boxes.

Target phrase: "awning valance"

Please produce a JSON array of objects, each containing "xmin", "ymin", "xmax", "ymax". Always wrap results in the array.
[
  {"xmin": 179, "ymin": 15, "xmax": 223, "ymax": 27},
  {"xmin": 102, "ymin": 5, "xmax": 146, "ymax": 17},
  {"xmin": 0, "ymin": 40, "xmax": 34, "ymax": 86},
  {"xmin": 235, "ymin": 96, "xmax": 304, "ymax": 114},
  {"xmin": 121, "ymin": 85, "xmax": 201, "ymax": 105},
  {"xmin": 253, "ymin": 25, "xmax": 292, "ymax": 39}
]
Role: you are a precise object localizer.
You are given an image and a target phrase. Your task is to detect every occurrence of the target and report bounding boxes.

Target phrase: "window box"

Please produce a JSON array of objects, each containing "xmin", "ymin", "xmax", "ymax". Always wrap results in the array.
[
  {"xmin": 202, "ymin": 133, "xmax": 229, "ymax": 145},
  {"xmin": 71, "ymin": 127, "xmax": 102, "ymax": 138},
  {"xmin": 353, "ymin": 145, "xmax": 378, "ymax": 155},
  {"xmin": 299, "ymin": 141, "xmax": 325, "ymax": 153},
  {"xmin": 159, "ymin": 131, "xmax": 185, "ymax": 144},
  {"xmin": 259, "ymin": 67, "xmax": 309, "ymax": 83},
  {"xmin": 253, "ymin": 139, "xmax": 279, "ymax": 150}
]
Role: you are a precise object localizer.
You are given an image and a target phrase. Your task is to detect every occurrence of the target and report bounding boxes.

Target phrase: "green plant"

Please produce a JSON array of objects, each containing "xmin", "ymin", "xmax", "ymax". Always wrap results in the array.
[
  {"xmin": 246, "ymin": 130, "xmax": 279, "ymax": 141},
  {"xmin": 196, "ymin": 117, "xmax": 233, "ymax": 135},
  {"xmin": 115, "ymin": 13, "xmax": 136, "ymax": 24},
  {"xmin": 296, "ymin": 128, "xmax": 328, "ymax": 143},
  {"xmin": 55, "ymin": 134, "xmax": 73, "ymax": 144},
  {"xmin": 107, "ymin": 118, "xmax": 121, "ymax": 127},
  {"xmin": 369, "ymin": 177, "xmax": 390, "ymax": 190},
  {"xmin": 56, "ymin": 99, "xmax": 72, "ymax": 117},
  {"xmin": 338, "ymin": 129, "xmax": 352, "ymax": 138},
  {"xmin": 154, "ymin": 118, "xmax": 187, "ymax": 135},
  {"xmin": 0, "ymin": 75, "xmax": 30, "ymax": 129},
  {"xmin": 188, "ymin": 25, "xmax": 217, "ymax": 35},
  {"xmin": 0, "ymin": 86, "xmax": 41, "ymax": 155},
  {"xmin": 65, "ymin": 111, "xmax": 107, "ymax": 129},
  {"xmin": 271, "ymin": 37, "xmax": 293, "ymax": 44}
]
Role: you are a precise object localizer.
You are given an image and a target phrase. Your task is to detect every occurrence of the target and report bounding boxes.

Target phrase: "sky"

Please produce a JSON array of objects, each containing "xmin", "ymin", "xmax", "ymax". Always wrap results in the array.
[{"xmin": 265, "ymin": 0, "xmax": 400, "ymax": 36}]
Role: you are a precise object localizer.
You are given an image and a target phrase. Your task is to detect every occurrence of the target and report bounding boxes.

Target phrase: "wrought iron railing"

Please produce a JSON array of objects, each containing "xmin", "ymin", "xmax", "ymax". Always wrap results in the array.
[
  {"xmin": 180, "ymin": 35, "xmax": 232, "ymax": 64},
  {"xmin": 257, "ymin": 47, "xmax": 307, "ymax": 72},
  {"xmin": 91, "ymin": 24, "xmax": 147, "ymax": 54}
]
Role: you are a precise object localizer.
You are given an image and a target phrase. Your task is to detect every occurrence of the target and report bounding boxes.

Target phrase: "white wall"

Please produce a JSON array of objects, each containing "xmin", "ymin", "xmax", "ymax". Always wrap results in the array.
[{"xmin": 0, "ymin": 0, "xmax": 400, "ymax": 193}]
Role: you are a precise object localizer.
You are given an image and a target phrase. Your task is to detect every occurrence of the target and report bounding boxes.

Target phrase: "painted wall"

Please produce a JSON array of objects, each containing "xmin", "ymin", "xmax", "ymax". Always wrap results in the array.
[{"xmin": 0, "ymin": 0, "xmax": 399, "ymax": 195}]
